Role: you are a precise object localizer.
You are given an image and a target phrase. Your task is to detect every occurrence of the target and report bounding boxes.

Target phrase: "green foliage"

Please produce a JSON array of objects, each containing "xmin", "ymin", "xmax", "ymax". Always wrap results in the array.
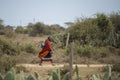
[
  {"xmin": 4, "ymin": 71, "xmax": 15, "ymax": 80},
  {"xmin": 34, "ymin": 72, "xmax": 41, "ymax": 80},
  {"xmin": 23, "ymin": 44, "xmax": 36, "ymax": 54},
  {"xmin": 112, "ymin": 63, "xmax": 120, "ymax": 72},
  {"xmin": 62, "ymin": 72, "xmax": 69, "ymax": 80},
  {"xmin": 27, "ymin": 22, "xmax": 50, "ymax": 36},
  {"xmin": 60, "ymin": 65, "xmax": 69, "ymax": 78},
  {"xmin": 0, "ymin": 19, "xmax": 5, "ymax": 35},
  {"xmin": 74, "ymin": 43, "xmax": 95, "ymax": 58},
  {"xmin": 46, "ymin": 76, "xmax": 52, "ymax": 80},
  {"xmin": 91, "ymin": 66, "xmax": 120, "ymax": 80},
  {"xmin": 75, "ymin": 64, "xmax": 80, "ymax": 80},
  {"xmin": 10, "ymin": 67, "xmax": 16, "ymax": 79},
  {"xmin": 96, "ymin": 13, "xmax": 110, "ymax": 32},
  {"xmin": 1, "ymin": 66, "xmax": 120, "ymax": 80},
  {"xmin": 103, "ymin": 66, "xmax": 112, "ymax": 80},
  {"xmin": 15, "ymin": 26, "xmax": 25, "ymax": 34},
  {"xmin": 52, "ymin": 69, "xmax": 60, "ymax": 80},
  {"xmin": 66, "ymin": 13, "xmax": 120, "ymax": 47},
  {"xmin": 20, "ymin": 71, "xmax": 25, "ymax": 80},
  {"xmin": 111, "ymin": 72, "xmax": 120, "ymax": 80},
  {"xmin": 0, "ymin": 73, "xmax": 3, "ymax": 80},
  {"xmin": 95, "ymin": 13, "xmax": 114, "ymax": 46},
  {"xmin": 52, "ymin": 71, "xmax": 59, "ymax": 80},
  {"xmin": 48, "ymin": 65, "xmax": 80, "ymax": 80},
  {"xmin": 50, "ymin": 24, "xmax": 65, "ymax": 34},
  {"xmin": 27, "ymin": 22, "xmax": 64, "ymax": 37},
  {"xmin": 5, "ymin": 30, "xmax": 16, "ymax": 38},
  {"xmin": 94, "ymin": 47, "xmax": 110, "ymax": 59},
  {"xmin": 50, "ymin": 68, "xmax": 70, "ymax": 80},
  {"xmin": 3, "ymin": 26, "xmax": 16, "ymax": 38},
  {"xmin": 0, "ymin": 24, "xmax": 5, "ymax": 35},
  {"xmin": 16, "ymin": 71, "xmax": 25, "ymax": 80},
  {"xmin": 67, "ymin": 18, "xmax": 99, "ymax": 45},
  {"xmin": 1, "ymin": 67, "xmax": 40, "ymax": 80},
  {"xmin": 91, "ymin": 74, "xmax": 100, "ymax": 80},
  {"xmin": 73, "ymin": 42, "xmax": 112, "ymax": 60},
  {"xmin": 0, "ymin": 55, "xmax": 16, "ymax": 73},
  {"xmin": 109, "ymin": 11, "xmax": 120, "ymax": 33},
  {"xmin": 114, "ymin": 32, "xmax": 120, "ymax": 48},
  {"xmin": 0, "ymin": 39, "xmax": 20, "ymax": 55},
  {"xmin": 26, "ymin": 75, "xmax": 35, "ymax": 80},
  {"xmin": 16, "ymin": 74, "xmax": 22, "ymax": 80}
]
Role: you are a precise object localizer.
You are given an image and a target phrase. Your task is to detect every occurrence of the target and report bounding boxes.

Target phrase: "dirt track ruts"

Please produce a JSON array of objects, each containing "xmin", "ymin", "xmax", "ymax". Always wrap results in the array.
[{"xmin": 16, "ymin": 63, "xmax": 112, "ymax": 68}]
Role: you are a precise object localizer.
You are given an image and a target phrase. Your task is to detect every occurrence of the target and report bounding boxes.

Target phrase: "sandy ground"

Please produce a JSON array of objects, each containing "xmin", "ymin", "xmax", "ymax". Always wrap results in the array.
[{"xmin": 16, "ymin": 63, "xmax": 111, "ymax": 68}]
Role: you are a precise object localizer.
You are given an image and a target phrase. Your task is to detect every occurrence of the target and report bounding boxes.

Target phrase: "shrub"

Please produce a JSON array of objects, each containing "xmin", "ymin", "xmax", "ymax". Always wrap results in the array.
[
  {"xmin": 24, "ymin": 44, "xmax": 36, "ymax": 54},
  {"xmin": 5, "ymin": 31, "xmax": 16, "ymax": 38},
  {"xmin": 112, "ymin": 63, "xmax": 120, "ymax": 72},
  {"xmin": 0, "ymin": 29, "xmax": 5, "ymax": 35},
  {"xmin": 0, "ymin": 24, "xmax": 5, "ymax": 35},
  {"xmin": 0, "ymin": 67, "xmax": 41, "ymax": 80},
  {"xmin": 15, "ymin": 26, "xmax": 25, "ymax": 34},
  {"xmin": 0, "ymin": 39, "xmax": 20, "ymax": 55},
  {"xmin": 60, "ymin": 64, "xmax": 69, "ymax": 78},
  {"xmin": 0, "ymin": 55, "xmax": 16, "ymax": 73},
  {"xmin": 92, "ymin": 47, "xmax": 111, "ymax": 60},
  {"xmin": 74, "ymin": 44, "xmax": 95, "ymax": 58}
]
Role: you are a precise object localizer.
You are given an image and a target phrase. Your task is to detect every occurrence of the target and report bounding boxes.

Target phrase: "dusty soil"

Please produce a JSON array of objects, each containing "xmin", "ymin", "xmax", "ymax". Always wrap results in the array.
[{"xmin": 16, "ymin": 63, "xmax": 111, "ymax": 68}]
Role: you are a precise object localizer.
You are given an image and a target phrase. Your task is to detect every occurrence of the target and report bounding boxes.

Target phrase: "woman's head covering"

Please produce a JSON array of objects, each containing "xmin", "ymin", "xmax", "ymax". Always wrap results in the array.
[{"xmin": 48, "ymin": 36, "xmax": 52, "ymax": 41}]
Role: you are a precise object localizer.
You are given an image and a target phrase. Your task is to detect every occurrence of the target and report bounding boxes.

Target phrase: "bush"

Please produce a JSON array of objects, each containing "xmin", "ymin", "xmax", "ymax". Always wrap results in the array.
[
  {"xmin": 112, "ymin": 63, "xmax": 120, "ymax": 72},
  {"xmin": 0, "ymin": 55, "xmax": 16, "ymax": 73},
  {"xmin": 24, "ymin": 44, "xmax": 36, "ymax": 54},
  {"xmin": 0, "ymin": 25, "xmax": 5, "ymax": 35},
  {"xmin": 15, "ymin": 26, "xmax": 25, "ymax": 34},
  {"xmin": 74, "ymin": 44, "xmax": 95, "ymax": 58},
  {"xmin": 0, "ymin": 30, "xmax": 5, "ymax": 35},
  {"xmin": 60, "ymin": 64, "xmax": 69, "ymax": 78},
  {"xmin": 5, "ymin": 31, "xmax": 16, "ymax": 38},
  {"xmin": 0, "ymin": 39, "xmax": 20, "ymax": 55},
  {"xmin": 92, "ymin": 47, "xmax": 111, "ymax": 60},
  {"xmin": 0, "ymin": 67, "xmax": 41, "ymax": 80},
  {"xmin": 73, "ymin": 42, "xmax": 112, "ymax": 61}
]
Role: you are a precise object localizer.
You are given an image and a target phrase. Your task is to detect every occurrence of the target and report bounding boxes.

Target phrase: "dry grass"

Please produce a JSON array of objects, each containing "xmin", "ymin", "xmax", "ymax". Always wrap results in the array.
[{"xmin": 0, "ymin": 34, "xmax": 48, "ymax": 45}]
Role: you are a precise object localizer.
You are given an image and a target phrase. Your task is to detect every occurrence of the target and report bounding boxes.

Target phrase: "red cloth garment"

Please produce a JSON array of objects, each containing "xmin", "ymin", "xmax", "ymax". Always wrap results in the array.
[{"xmin": 38, "ymin": 39, "xmax": 51, "ymax": 59}]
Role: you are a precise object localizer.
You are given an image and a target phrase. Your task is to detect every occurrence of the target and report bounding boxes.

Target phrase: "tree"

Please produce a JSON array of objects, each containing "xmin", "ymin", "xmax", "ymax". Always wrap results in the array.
[
  {"xmin": 109, "ymin": 11, "xmax": 120, "ymax": 33},
  {"xmin": 15, "ymin": 26, "xmax": 25, "ymax": 34},
  {"xmin": 4, "ymin": 25, "xmax": 15, "ymax": 38},
  {"xmin": 0, "ymin": 19, "xmax": 4, "ymax": 30},
  {"xmin": 50, "ymin": 24, "xmax": 65, "ymax": 34},
  {"xmin": 109, "ymin": 12, "xmax": 120, "ymax": 47},
  {"xmin": 0, "ymin": 25, "xmax": 4, "ymax": 35},
  {"xmin": 95, "ymin": 13, "xmax": 114, "ymax": 46},
  {"xmin": 0, "ymin": 19, "xmax": 5, "ymax": 35},
  {"xmin": 67, "ymin": 18, "xmax": 98, "ymax": 45},
  {"xmin": 0, "ymin": 19, "xmax": 3, "ymax": 25},
  {"xmin": 27, "ymin": 22, "xmax": 49, "ymax": 36},
  {"xmin": 96, "ymin": 13, "xmax": 109, "ymax": 32}
]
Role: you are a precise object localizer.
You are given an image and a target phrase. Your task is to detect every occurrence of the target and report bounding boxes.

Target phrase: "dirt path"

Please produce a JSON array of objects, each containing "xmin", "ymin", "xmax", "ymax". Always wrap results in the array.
[{"xmin": 16, "ymin": 63, "xmax": 111, "ymax": 68}]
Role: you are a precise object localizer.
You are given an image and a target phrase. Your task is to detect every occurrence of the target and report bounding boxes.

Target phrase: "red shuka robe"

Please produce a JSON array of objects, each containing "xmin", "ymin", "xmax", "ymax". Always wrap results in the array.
[{"xmin": 38, "ymin": 39, "xmax": 51, "ymax": 59}]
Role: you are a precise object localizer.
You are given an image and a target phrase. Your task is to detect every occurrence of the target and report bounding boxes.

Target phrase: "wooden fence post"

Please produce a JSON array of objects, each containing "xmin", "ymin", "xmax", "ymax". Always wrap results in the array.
[
  {"xmin": 69, "ymin": 42, "xmax": 74, "ymax": 80},
  {"xmin": 66, "ymin": 33, "xmax": 70, "ymax": 48}
]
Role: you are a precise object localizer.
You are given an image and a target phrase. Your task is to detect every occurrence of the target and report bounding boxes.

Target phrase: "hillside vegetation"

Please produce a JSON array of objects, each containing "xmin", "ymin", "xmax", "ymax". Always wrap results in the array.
[{"xmin": 0, "ymin": 12, "xmax": 120, "ymax": 76}]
